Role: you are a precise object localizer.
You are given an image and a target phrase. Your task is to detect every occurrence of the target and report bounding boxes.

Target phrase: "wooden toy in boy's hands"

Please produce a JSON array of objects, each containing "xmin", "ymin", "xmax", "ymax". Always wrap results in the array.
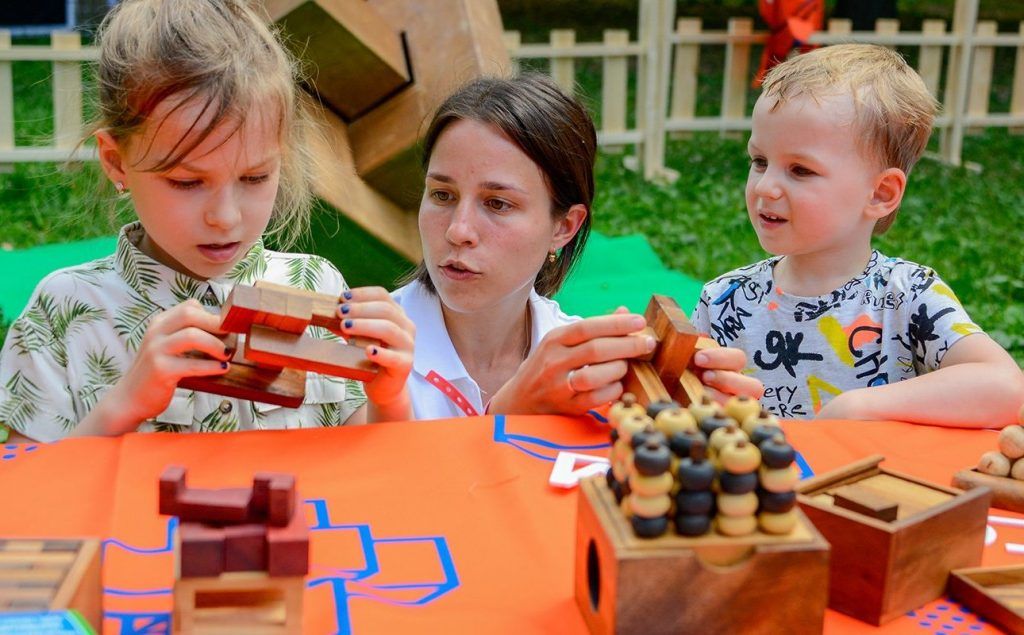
[
  {"xmin": 622, "ymin": 295, "xmax": 721, "ymax": 408},
  {"xmin": 178, "ymin": 281, "xmax": 379, "ymax": 407},
  {"xmin": 952, "ymin": 402, "xmax": 1024, "ymax": 513}
]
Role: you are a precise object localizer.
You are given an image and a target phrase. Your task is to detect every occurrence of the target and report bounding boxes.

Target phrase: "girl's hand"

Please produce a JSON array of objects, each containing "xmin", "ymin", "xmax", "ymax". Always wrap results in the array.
[
  {"xmin": 337, "ymin": 287, "xmax": 414, "ymax": 422},
  {"xmin": 692, "ymin": 346, "xmax": 765, "ymax": 403},
  {"xmin": 77, "ymin": 299, "xmax": 231, "ymax": 436},
  {"xmin": 489, "ymin": 310, "xmax": 656, "ymax": 416}
]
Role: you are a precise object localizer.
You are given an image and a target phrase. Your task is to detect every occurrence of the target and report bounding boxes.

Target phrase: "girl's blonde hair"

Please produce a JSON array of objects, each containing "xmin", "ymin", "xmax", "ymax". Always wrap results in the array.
[
  {"xmin": 761, "ymin": 44, "xmax": 937, "ymax": 234},
  {"xmin": 91, "ymin": 0, "xmax": 321, "ymax": 248}
]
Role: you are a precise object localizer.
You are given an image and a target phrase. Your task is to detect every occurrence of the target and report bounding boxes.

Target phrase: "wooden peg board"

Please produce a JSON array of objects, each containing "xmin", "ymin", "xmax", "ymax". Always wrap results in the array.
[{"xmin": 0, "ymin": 539, "xmax": 101, "ymax": 630}]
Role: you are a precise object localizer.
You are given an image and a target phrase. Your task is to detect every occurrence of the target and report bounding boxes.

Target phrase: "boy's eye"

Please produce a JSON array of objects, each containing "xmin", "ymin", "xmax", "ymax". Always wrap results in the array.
[
  {"xmin": 791, "ymin": 165, "xmax": 817, "ymax": 177},
  {"xmin": 167, "ymin": 178, "xmax": 201, "ymax": 190},
  {"xmin": 750, "ymin": 157, "xmax": 767, "ymax": 170}
]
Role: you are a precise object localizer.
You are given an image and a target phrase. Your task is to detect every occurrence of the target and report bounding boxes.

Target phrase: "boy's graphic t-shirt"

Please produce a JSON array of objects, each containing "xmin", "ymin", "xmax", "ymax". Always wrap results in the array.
[
  {"xmin": 0, "ymin": 222, "xmax": 366, "ymax": 441},
  {"xmin": 691, "ymin": 251, "xmax": 982, "ymax": 419}
]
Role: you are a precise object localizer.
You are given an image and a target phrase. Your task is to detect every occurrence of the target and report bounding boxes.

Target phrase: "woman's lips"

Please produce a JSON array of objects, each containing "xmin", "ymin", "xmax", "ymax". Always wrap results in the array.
[{"xmin": 439, "ymin": 264, "xmax": 481, "ymax": 281}]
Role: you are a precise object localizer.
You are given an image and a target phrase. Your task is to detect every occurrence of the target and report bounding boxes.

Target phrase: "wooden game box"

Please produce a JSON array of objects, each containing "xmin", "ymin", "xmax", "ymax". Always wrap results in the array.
[
  {"xmin": 0, "ymin": 538, "xmax": 101, "ymax": 630},
  {"xmin": 953, "ymin": 467, "xmax": 1024, "ymax": 514},
  {"xmin": 574, "ymin": 476, "xmax": 830, "ymax": 635},
  {"xmin": 948, "ymin": 564, "xmax": 1024, "ymax": 635},
  {"xmin": 796, "ymin": 455, "xmax": 991, "ymax": 625}
]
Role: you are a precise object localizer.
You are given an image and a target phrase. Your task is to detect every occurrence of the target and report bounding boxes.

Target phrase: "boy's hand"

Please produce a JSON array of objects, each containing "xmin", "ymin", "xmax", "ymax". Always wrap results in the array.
[
  {"xmin": 692, "ymin": 346, "xmax": 765, "ymax": 403},
  {"xmin": 336, "ymin": 287, "xmax": 414, "ymax": 422}
]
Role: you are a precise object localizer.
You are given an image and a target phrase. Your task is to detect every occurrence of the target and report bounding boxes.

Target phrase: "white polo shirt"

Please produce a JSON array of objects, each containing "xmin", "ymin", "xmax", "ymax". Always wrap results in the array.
[{"xmin": 391, "ymin": 279, "xmax": 579, "ymax": 420}]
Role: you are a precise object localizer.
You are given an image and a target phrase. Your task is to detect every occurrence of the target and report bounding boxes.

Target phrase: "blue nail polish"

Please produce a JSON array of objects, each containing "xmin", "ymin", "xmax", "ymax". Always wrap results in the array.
[
  {"xmin": 340, "ymin": 304, "xmax": 350, "ymax": 315},
  {"xmin": 220, "ymin": 361, "xmax": 228, "ymax": 369},
  {"xmin": 344, "ymin": 319, "xmax": 353, "ymax": 329},
  {"xmin": 343, "ymin": 290, "xmax": 353, "ymax": 300},
  {"xmin": 371, "ymin": 347, "xmax": 379, "ymax": 356}
]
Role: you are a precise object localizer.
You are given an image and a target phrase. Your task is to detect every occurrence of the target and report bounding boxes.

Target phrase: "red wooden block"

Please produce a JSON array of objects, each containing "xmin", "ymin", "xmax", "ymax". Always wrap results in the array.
[
  {"xmin": 179, "ymin": 522, "xmax": 225, "ymax": 578},
  {"xmin": 220, "ymin": 285, "xmax": 262, "ymax": 333},
  {"xmin": 252, "ymin": 473, "xmax": 272, "ymax": 519},
  {"xmin": 159, "ymin": 465, "xmax": 186, "ymax": 516},
  {"xmin": 223, "ymin": 524, "xmax": 268, "ymax": 572},
  {"xmin": 177, "ymin": 487, "xmax": 254, "ymax": 525},
  {"xmin": 245, "ymin": 325, "xmax": 377, "ymax": 382},
  {"xmin": 268, "ymin": 475, "xmax": 297, "ymax": 527},
  {"xmin": 267, "ymin": 503, "xmax": 310, "ymax": 576}
]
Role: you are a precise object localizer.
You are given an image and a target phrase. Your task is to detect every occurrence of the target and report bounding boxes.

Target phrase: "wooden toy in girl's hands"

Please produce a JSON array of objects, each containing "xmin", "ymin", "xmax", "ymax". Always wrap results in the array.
[{"xmin": 952, "ymin": 403, "xmax": 1024, "ymax": 513}]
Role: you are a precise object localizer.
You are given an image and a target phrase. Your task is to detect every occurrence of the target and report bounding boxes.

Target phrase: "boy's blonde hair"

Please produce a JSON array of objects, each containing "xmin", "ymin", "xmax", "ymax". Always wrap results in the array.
[
  {"xmin": 91, "ymin": 0, "xmax": 321, "ymax": 248},
  {"xmin": 761, "ymin": 43, "xmax": 937, "ymax": 234}
]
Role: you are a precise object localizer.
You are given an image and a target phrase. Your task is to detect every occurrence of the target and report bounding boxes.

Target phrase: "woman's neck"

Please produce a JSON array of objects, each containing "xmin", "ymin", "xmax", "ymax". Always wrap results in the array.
[
  {"xmin": 441, "ymin": 293, "xmax": 533, "ymax": 397},
  {"xmin": 773, "ymin": 243, "xmax": 874, "ymax": 298}
]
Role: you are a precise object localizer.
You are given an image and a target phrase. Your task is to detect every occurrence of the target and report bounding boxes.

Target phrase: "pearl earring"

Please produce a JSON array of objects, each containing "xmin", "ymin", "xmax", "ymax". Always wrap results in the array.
[
  {"xmin": 114, "ymin": 181, "xmax": 128, "ymax": 195},
  {"xmin": 548, "ymin": 250, "xmax": 557, "ymax": 264}
]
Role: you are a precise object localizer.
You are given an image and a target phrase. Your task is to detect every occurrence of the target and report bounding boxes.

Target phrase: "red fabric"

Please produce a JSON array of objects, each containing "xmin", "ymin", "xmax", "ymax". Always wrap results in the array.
[
  {"xmin": 755, "ymin": 0, "xmax": 825, "ymax": 87},
  {"xmin": 0, "ymin": 417, "xmax": 1011, "ymax": 633}
]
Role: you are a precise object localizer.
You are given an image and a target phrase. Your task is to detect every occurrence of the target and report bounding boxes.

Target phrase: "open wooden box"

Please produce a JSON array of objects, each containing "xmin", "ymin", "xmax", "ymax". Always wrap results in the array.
[
  {"xmin": 948, "ymin": 565, "xmax": 1024, "ymax": 634},
  {"xmin": 796, "ymin": 455, "xmax": 991, "ymax": 625},
  {"xmin": 953, "ymin": 468, "xmax": 1024, "ymax": 514},
  {"xmin": 574, "ymin": 477, "xmax": 830, "ymax": 635},
  {"xmin": 0, "ymin": 538, "xmax": 101, "ymax": 629}
]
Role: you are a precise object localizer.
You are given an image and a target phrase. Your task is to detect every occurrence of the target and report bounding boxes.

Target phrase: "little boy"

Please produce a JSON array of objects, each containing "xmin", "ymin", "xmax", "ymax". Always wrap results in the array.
[{"xmin": 691, "ymin": 44, "xmax": 1024, "ymax": 426}]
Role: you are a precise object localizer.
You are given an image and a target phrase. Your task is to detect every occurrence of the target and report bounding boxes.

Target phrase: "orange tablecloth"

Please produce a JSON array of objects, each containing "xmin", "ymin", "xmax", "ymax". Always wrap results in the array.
[{"xmin": 0, "ymin": 417, "xmax": 1012, "ymax": 634}]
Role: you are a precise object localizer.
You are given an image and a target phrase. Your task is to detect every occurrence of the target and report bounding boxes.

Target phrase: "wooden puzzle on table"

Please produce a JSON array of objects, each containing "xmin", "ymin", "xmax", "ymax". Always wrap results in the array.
[
  {"xmin": 952, "ymin": 403, "xmax": 1024, "ymax": 513},
  {"xmin": 948, "ymin": 564, "xmax": 1024, "ymax": 634},
  {"xmin": 797, "ymin": 454, "xmax": 991, "ymax": 625},
  {"xmin": 575, "ymin": 308, "xmax": 828, "ymax": 633},
  {"xmin": 159, "ymin": 466, "xmax": 309, "ymax": 634},
  {"xmin": 0, "ymin": 538, "xmax": 101, "ymax": 630},
  {"xmin": 178, "ymin": 281, "xmax": 377, "ymax": 407}
]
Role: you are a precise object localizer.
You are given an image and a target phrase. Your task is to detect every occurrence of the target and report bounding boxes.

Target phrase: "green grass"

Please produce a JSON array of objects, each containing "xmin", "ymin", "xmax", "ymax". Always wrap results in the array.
[{"xmin": 2, "ymin": 14, "xmax": 1024, "ymax": 367}]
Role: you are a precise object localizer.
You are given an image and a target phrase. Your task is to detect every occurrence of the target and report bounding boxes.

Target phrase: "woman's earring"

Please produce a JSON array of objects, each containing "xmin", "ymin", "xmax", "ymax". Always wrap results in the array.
[
  {"xmin": 548, "ymin": 250, "xmax": 557, "ymax": 264},
  {"xmin": 114, "ymin": 181, "xmax": 128, "ymax": 195}
]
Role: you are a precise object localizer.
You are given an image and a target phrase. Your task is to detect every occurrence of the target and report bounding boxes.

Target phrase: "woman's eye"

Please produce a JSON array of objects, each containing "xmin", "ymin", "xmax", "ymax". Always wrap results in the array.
[
  {"xmin": 485, "ymin": 198, "xmax": 511, "ymax": 212},
  {"xmin": 430, "ymin": 190, "xmax": 453, "ymax": 203},
  {"xmin": 167, "ymin": 179, "xmax": 201, "ymax": 190}
]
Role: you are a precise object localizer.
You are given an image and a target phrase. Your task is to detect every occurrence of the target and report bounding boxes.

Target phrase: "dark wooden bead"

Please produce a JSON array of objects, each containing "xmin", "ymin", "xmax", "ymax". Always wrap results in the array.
[{"xmin": 719, "ymin": 470, "xmax": 758, "ymax": 495}]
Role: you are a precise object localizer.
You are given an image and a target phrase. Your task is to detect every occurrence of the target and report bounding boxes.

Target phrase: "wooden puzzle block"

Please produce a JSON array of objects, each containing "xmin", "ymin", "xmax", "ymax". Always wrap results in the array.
[
  {"xmin": 160, "ymin": 465, "xmax": 187, "ymax": 516},
  {"xmin": 831, "ymin": 483, "xmax": 899, "ymax": 522},
  {"xmin": 622, "ymin": 361, "xmax": 671, "ymax": 406},
  {"xmin": 245, "ymin": 325, "xmax": 377, "ymax": 382},
  {"xmin": 267, "ymin": 508, "xmax": 310, "ymax": 577},
  {"xmin": 673, "ymin": 369, "xmax": 706, "ymax": 408},
  {"xmin": 173, "ymin": 571, "xmax": 304, "ymax": 635},
  {"xmin": 178, "ymin": 362, "xmax": 308, "ymax": 409},
  {"xmin": 178, "ymin": 522, "xmax": 225, "ymax": 578},
  {"xmin": 949, "ymin": 565, "xmax": 1024, "ymax": 634},
  {"xmin": 797, "ymin": 455, "xmax": 991, "ymax": 625},
  {"xmin": 224, "ymin": 524, "xmax": 269, "ymax": 573},
  {"xmin": 644, "ymin": 295, "xmax": 700, "ymax": 390},
  {"xmin": 575, "ymin": 477, "xmax": 829, "ymax": 634},
  {"xmin": 177, "ymin": 488, "xmax": 254, "ymax": 525},
  {"xmin": 220, "ymin": 284, "xmax": 263, "ymax": 333},
  {"xmin": 268, "ymin": 475, "xmax": 297, "ymax": 528},
  {"xmin": 253, "ymin": 281, "xmax": 341, "ymax": 331},
  {"xmin": 266, "ymin": 0, "xmax": 411, "ymax": 121},
  {"xmin": 0, "ymin": 539, "xmax": 101, "ymax": 629}
]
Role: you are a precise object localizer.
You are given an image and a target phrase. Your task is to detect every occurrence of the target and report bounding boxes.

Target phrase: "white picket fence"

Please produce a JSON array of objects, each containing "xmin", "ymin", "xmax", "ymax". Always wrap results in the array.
[{"xmin": 1, "ymin": 0, "xmax": 1022, "ymax": 181}]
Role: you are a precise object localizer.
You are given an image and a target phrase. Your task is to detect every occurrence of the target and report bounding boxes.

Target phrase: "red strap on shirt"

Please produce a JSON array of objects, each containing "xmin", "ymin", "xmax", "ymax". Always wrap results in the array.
[{"xmin": 426, "ymin": 371, "xmax": 480, "ymax": 417}]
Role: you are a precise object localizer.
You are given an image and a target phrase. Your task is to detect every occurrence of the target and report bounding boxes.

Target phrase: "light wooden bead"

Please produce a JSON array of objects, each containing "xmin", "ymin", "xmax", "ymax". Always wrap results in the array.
[
  {"xmin": 725, "ymin": 395, "xmax": 761, "ymax": 426},
  {"xmin": 709, "ymin": 424, "xmax": 748, "ymax": 455},
  {"xmin": 629, "ymin": 472, "xmax": 674, "ymax": 497},
  {"xmin": 716, "ymin": 513, "xmax": 758, "ymax": 537},
  {"xmin": 979, "ymin": 450, "xmax": 1012, "ymax": 477},
  {"xmin": 629, "ymin": 493, "xmax": 672, "ymax": 518},
  {"xmin": 717, "ymin": 491, "xmax": 758, "ymax": 517},
  {"xmin": 1011, "ymin": 458, "xmax": 1024, "ymax": 481},
  {"xmin": 759, "ymin": 509, "xmax": 799, "ymax": 535},
  {"xmin": 999, "ymin": 425, "xmax": 1024, "ymax": 460},
  {"xmin": 655, "ymin": 407, "xmax": 698, "ymax": 436},
  {"xmin": 759, "ymin": 464, "xmax": 800, "ymax": 493}
]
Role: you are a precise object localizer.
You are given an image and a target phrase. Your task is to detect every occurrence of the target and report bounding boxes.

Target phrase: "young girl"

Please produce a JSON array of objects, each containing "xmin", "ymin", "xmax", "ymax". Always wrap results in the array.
[
  {"xmin": 393, "ymin": 74, "xmax": 762, "ymax": 419},
  {"xmin": 0, "ymin": 0, "xmax": 414, "ymax": 441}
]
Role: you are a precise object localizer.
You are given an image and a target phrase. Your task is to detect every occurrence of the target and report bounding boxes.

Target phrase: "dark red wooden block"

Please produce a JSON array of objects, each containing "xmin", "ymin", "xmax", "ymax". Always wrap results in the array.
[
  {"xmin": 224, "ymin": 524, "xmax": 268, "ymax": 572},
  {"xmin": 179, "ymin": 522, "xmax": 224, "ymax": 578}
]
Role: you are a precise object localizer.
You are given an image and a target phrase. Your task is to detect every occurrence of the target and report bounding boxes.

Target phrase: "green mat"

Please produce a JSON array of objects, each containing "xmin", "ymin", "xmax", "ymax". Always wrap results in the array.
[
  {"xmin": 0, "ymin": 232, "xmax": 703, "ymax": 322},
  {"xmin": 0, "ymin": 236, "xmax": 118, "ymax": 321}
]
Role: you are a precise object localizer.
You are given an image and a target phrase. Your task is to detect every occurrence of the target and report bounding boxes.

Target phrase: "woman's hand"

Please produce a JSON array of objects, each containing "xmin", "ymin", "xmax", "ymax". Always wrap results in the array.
[
  {"xmin": 75, "ymin": 299, "xmax": 231, "ymax": 436},
  {"xmin": 692, "ymin": 346, "xmax": 765, "ymax": 403},
  {"xmin": 488, "ymin": 310, "xmax": 656, "ymax": 416},
  {"xmin": 337, "ymin": 287, "xmax": 414, "ymax": 423}
]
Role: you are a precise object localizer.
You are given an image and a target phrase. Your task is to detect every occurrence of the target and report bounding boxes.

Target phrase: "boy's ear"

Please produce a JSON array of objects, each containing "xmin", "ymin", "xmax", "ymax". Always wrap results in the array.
[
  {"xmin": 94, "ymin": 129, "xmax": 128, "ymax": 185},
  {"xmin": 866, "ymin": 167, "xmax": 907, "ymax": 220},
  {"xmin": 551, "ymin": 203, "xmax": 588, "ymax": 250}
]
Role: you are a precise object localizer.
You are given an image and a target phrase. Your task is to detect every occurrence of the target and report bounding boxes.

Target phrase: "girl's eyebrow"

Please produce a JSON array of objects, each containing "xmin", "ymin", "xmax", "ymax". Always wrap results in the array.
[{"xmin": 176, "ymin": 156, "xmax": 279, "ymax": 174}]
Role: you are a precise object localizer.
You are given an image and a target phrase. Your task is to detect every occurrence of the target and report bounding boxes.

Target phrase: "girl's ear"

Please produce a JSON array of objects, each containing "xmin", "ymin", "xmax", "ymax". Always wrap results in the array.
[
  {"xmin": 866, "ymin": 167, "xmax": 907, "ymax": 220},
  {"xmin": 95, "ymin": 129, "xmax": 128, "ymax": 186},
  {"xmin": 551, "ymin": 203, "xmax": 588, "ymax": 250}
]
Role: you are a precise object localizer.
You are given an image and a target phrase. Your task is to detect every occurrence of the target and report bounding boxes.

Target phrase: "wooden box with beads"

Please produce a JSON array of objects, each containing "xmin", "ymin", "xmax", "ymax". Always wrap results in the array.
[
  {"xmin": 795, "ymin": 454, "xmax": 991, "ymax": 626},
  {"xmin": 573, "ymin": 476, "xmax": 830, "ymax": 635}
]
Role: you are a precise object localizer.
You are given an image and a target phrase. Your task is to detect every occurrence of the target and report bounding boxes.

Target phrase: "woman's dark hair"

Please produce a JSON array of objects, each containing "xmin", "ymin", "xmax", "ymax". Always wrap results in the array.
[{"xmin": 401, "ymin": 73, "xmax": 596, "ymax": 297}]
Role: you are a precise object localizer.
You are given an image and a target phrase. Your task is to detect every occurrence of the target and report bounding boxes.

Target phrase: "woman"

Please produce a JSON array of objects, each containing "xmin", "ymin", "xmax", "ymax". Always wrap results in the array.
[{"xmin": 393, "ymin": 74, "xmax": 760, "ymax": 419}]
